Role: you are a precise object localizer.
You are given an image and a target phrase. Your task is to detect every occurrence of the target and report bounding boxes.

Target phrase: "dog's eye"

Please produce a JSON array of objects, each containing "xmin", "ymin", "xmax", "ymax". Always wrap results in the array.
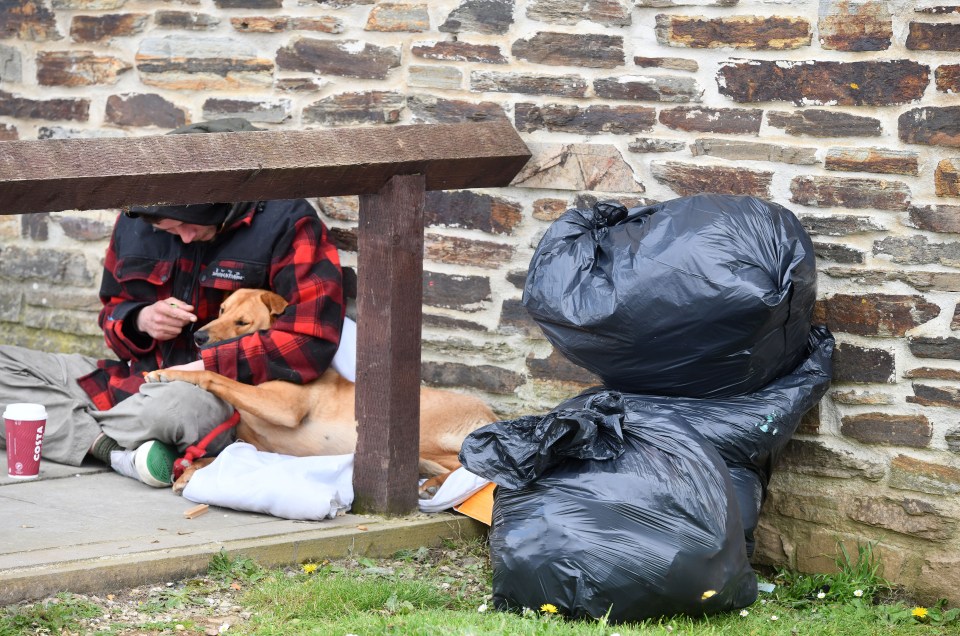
[{"xmin": 235, "ymin": 320, "xmax": 249, "ymax": 327}]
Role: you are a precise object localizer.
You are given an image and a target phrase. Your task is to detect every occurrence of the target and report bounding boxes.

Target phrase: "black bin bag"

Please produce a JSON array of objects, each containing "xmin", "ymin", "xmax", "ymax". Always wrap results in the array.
[
  {"xmin": 459, "ymin": 392, "xmax": 758, "ymax": 623},
  {"xmin": 523, "ymin": 194, "xmax": 817, "ymax": 398}
]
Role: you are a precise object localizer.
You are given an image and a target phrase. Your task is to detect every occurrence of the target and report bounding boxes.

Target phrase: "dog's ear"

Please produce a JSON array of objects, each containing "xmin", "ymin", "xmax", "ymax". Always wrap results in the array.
[{"xmin": 262, "ymin": 291, "xmax": 289, "ymax": 319}]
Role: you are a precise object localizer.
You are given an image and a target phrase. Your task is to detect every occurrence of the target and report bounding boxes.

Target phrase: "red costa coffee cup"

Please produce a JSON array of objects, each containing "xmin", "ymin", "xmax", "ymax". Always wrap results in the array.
[{"xmin": 4, "ymin": 403, "xmax": 47, "ymax": 479}]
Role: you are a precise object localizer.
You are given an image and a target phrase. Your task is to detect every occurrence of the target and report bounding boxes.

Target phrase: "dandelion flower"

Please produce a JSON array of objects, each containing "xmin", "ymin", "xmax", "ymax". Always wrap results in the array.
[
  {"xmin": 817, "ymin": 591, "xmax": 826, "ymax": 599},
  {"xmin": 739, "ymin": 609, "xmax": 749, "ymax": 617},
  {"xmin": 477, "ymin": 603, "xmax": 488, "ymax": 613},
  {"xmin": 853, "ymin": 589, "xmax": 863, "ymax": 597},
  {"xmin": 912, "ymin": 607, "xmax": 928, "ymax": 618},
  {"xmin": 302, "ymin": 563, "xmax": 318, "ymax": 574},
  {"xmin": 540, "ymin": 603, "xmax": 559, "ymax": 614},
  {"xmin": 701, "ymin": 590, "xmax": 717, "ymax": 600}
]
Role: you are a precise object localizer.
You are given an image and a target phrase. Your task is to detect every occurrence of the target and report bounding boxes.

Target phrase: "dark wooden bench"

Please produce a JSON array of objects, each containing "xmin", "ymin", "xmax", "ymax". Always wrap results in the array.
[{"xmin": 0, "ymin": 121, "xmax": 531, "ymax": 515}]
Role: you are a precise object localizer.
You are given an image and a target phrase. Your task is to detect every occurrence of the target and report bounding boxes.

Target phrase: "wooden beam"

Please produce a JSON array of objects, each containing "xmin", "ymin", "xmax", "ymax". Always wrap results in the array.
[
  {"xmin": 353, "ymin": 174, "xmax": 425, "ymax": 515},
  {"xmin": 0, "ymin": 121, "xmax": 530, "ymax": 215}
]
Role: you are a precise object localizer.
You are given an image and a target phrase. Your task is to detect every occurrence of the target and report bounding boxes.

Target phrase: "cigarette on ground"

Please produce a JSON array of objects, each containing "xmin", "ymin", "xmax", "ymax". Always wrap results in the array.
[{"xmin": 183, "ymin": 503, "xmax": 209, "ymax": 519}]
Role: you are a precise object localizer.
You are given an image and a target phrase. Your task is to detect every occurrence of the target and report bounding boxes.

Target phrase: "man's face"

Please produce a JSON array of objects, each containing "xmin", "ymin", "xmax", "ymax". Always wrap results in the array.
[{"xmin": 151, "ymin": 218, "xmax": 217, "ymax": 244}]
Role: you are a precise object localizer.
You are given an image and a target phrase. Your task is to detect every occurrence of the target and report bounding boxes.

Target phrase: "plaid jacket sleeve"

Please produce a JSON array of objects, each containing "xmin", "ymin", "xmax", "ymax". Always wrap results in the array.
[
  {"xmin": 200, "ymin": 213, "xmax": 344, "ymax": 385},
  {"xmin": 97, "ymin": 229, "xmax": 159, "ymax": 362}
]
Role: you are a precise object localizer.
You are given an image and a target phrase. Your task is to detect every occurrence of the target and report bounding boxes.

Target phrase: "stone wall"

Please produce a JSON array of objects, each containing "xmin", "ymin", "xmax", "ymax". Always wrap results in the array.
[{"xmin": 1, "ymin": 0, "xmax": 959, "ymax": 601}]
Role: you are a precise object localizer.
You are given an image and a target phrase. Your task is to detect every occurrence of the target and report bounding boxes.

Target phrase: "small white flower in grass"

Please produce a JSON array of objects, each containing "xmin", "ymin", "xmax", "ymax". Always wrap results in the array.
[
  {"xmin": 770, "ymin": 615, "xmax": 779, "ymax": 621},
  {"xmin": 817, "ymin": 591, "xmax": 826, "ymax": 599},
  {"xmin": 739, "ymin": 609, "xmax": 749, "ymax": 617},
  {"xmin": 477, "ymin": 603, "xmax": 488, "ymax": 613},
  {"xmin": 854, "ymin": 589, "xmax": 864, "ymax": 597}
]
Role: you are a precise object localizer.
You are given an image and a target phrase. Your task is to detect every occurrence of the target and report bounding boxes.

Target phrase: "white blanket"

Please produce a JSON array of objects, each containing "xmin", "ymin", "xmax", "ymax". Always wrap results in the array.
[{"xmin": 181, "ymin": 441, "xmax": 490, "ymax": 521}]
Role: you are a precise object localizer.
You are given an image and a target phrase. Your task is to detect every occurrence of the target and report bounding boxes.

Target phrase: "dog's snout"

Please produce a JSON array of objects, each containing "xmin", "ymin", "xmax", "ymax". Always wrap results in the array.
[{"xmin": 194, "ymin": 330, "xmax": 210, "ymax": 347}]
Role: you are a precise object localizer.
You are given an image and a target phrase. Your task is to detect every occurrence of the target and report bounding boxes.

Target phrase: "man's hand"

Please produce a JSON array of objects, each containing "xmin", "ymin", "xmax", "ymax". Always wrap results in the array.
[{"xmin": 136, "ymin": 298, "xmax": 197, "ymax": 341}]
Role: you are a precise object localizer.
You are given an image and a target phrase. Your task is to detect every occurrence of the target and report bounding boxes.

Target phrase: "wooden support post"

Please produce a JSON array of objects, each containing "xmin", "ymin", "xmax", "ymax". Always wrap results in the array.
[{"xmin": 353, "ymin": 174, "xmax": 426, "ymax": 515}]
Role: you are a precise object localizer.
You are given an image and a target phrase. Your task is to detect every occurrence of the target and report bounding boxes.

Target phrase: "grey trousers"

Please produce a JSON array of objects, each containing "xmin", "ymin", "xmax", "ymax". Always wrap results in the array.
[{"xmin": 0, "ymin": 345, "xmax": 235, "ymax": 467}]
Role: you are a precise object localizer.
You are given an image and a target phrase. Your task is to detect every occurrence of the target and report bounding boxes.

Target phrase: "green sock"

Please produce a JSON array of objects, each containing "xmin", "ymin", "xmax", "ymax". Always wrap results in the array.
[{"xmin": 89, "ymin": 434, "xmax": 122, "ymax": 464}]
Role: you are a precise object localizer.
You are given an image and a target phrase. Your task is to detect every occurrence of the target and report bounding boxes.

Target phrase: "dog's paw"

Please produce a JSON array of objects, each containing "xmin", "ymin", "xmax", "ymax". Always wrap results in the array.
[
  {"xmin": 144, "ymin": 370, "xmax": 166, "ymax": 383},
  {"xmin": 418, "ymin": 484, "xmax": 439, "ymax": 500}
]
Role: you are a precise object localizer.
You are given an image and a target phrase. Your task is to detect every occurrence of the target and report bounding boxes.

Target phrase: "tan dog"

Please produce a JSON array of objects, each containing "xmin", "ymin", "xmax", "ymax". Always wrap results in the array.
[{"xmin": 145, "ymin": 288, "xmax": 495, "ymax": 496}]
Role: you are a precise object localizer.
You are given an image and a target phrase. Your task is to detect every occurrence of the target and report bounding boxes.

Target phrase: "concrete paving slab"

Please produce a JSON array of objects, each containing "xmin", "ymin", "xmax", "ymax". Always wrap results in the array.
[{"xmin": 1, "ymin": 454, "xmax": 486, "ymax": 606}]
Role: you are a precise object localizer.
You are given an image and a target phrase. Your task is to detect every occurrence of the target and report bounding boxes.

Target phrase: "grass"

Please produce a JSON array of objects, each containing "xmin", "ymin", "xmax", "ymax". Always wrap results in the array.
[{"xmin": 2, "ymin": 539, "xmax": 959, "ymax": 635}]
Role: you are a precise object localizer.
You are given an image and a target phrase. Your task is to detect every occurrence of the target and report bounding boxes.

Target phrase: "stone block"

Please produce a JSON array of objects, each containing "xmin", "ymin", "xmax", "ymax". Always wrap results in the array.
[
  {"xmin": 277, "ymin": 37, "xmax": 399, "ymax": 79},
  {"xmin": 303, "ymin": 91, "xmax": 404, "ymax": 126},
  {"xmin": 424, "ymin": 234, "xmax": 514, "ymax": 268},
  {"xmin": 650, "ymin": 161, "xmax": 772, "ymax": 197},
  {"xmin": 831, "ymin": 390, "xmax": 895, "ymax": 406},
  {"xmin": 105, "ymin": 93, "xmax": 186, "ymax": 128},
  {"xmin": 531, "ymin": 198, "xmax": 567, "ymax": 221},
  {"xmin": 70, "ymin": 13, "xmax": 147, "ymax": 41},
  {"xmin": 769, "ymin": 489, "xmax": 846, "ymax": 525},
  {"xmin": 814, "ymin": 294, "xmax": 939, "ymax": 337},
  {"xmin": 516, "ymin": 102, "xmax": 655, "ymax": 134},
  {"xmin": 55, "ymin": 213, "xmax": 115, "ymax": 241},
  {"xmin": 936, "ymin": 159, "xmax": 960, "ymax": 197},
  {"xmin": 906, "ymin": 367, "xmax": 960, "ymax": 381},
  {"xmin": 0, "ymin": 123, "xmax": 18, "ymax": 140},
  {"xmin": 899, "ymin": 106, "xmax": 960, "ymax": 148},
  {"xmin": 52, "ymin": 0, "xmax": 127, "ymax": 8},
  {"xmin": 790, "ymin": 175, "xmax": 910, "ymax": 210},
  {"xmin": 814, "ymin": 242, "xmax": 864, "ymax": 264},
  {"xmin": 365, "ymin": 3, "xmax": 429, "ymax": 32},
  {"xmin": 423, "ymin": 271, "xmax": 490, "ymax": 312},
  {"xmin": 470, "ymin": 71, "xmax": 586, "ymax": 97},
  {"xmin": 691, "ymin": 138, "xmax": 817, "ymax": 164},
  {"xmin": 214, "ymin": 0, "xmax": 281, "ymax": 7},
  {"xmin": 825, "ymin": 147, "xmax": 919, "ymax": 176},
  {"xmin": 798, "ymin": 214, "xmax": 885, "ymax": 236},
  {"xmin": 629, "ymin": 137, "xmax": 685, "ymax": 153},
  {"xmin": 656, "ymin": 15, "xmax": 811, "ymax": 50},
  {"xmin": 512, "ymin": 32, "xmax": 624, "ymax": 68},
  {"xmin": 909, "ymin": 336, "xmax": 960, "ymax": 360},
  {"xmin": 874, "ymin": 235, "xmax": 960, "ymax": 268},
  {"xmin": 633, "ymin": 56, "xmax": 697, "ymax": 71},
  {"xmin": 841, "ymin": 413, "xmax": 932, "ymax": 447},
  {"xmin": 407, "ymin": 95, "xmax": 507, "ymax": 124},
  {"xmin": 408, "ymin": 65, "xmax": 462, "ymax": 90},
  {"xmin": 328, "ymin": 227, "xmax": 356, "ymax": 253},
  {"xmin": 908, "ymin": 384, "xmax": 960, "ymax": 409},
  {"xmin": 513, "ymin": 143, "xmax": 643, "ymax": 192},
  {"xmin": 832, "ymin": 342, "xmax": 894, "ymax": 383},
  {"xmin": 422, "ymin": 360, "xmax": 522, "ymax": 394},
  {"xmin": 767, "ymin": 109, "xmax": 882, "ymax": 137},
  {"xmin": 778, "ymin": 438, "xmax": 885, "ymax": 481},
  {"xmin": 526, "ymin": 348, "xmax": 600, "ymax": 384},
  {"xmin": 526, "ymin": 0, "xmax": 631, "ymax": 27},
  {"xmin": 136, "ymin": 36, "xmax": 273, "ymax": 90},
  {"xmin": 499, "ymin": 298, "xmax": 544, "ymax": 339},
  {"xmin": 37, "ymin": 51, "xmax": 131, "ymax": 86},
  {"xmin": 719, "ymin": 59, "xmax": 929, "ymax": 106},
  {"xmin": 0, "ymin": 246, "xmax": 95, "ymax": 286},
  {"xmin": 423, "ymin": 313, "xmax": 486, "ymax": 332},
  {"xmin": 659, "ymin": 106, "xmax": 761, "ymax": 134},
  {"xmin": 890, "ymin": 454, "xmax": 960, "ymax": 496},
  {"xmin": 154, "ymin": 11, "xmax": 219, "ymax": 30},
  {"xmin": 0, "ymin": 0, "xmax": 61, "ymax": 41},
  {"xmin": 823, "ymin": 267, "xmax": 960, "ymax": 293},
  {"xmin": 593, "ymin": 75, "xmax": 702, "ymax": 102},
  {"xmin": 798, "ymin": 403, "xmax": 820, "ymax": 434},
  {"xmin": 202, "ymin": 97, "xmax": 291, "ymax": 123},
  {"xmin": 915, "ymin": 558, "xmax": 960, "ymax": 606},
  {"xmin": 412, "ymin": 40, "xmax": 506, "ymax": 64},
  {"xmin": 936, "ymin": 64, "xmax": 960, "ymax": 93},
  {"xmin": 0, "ymin": 43, "xmax": 21, "ymax": 82},
  {"xmin": 906, "ymin": 21, "xmax": 960, "ymax": 50},
  {"xmin": 424, "ymin": 190, "xmax": 522, "ymax": 235},
  {"xmin": 818, "ymin": 0, "xmax": 892, "ymax": 51},
  {"xmin": 908, "ymin": 204, "xmax": 960, "ymax": 233},
  {"xmin": 947, "ymin": 427, "xmax": 960, "ymax": 454},
  {"xmin": 440, "ymin": 0, "xmax": 514, "ymax": 35},
  {"xmin": 37, "ymin": 126, "xmax": 124, "ymax": 139}
]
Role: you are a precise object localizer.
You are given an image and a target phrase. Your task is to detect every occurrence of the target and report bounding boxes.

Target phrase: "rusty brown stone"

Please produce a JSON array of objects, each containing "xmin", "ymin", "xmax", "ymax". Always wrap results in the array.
[
  {"xmin": 532, "ymin": 198, "xmax": 568, "ymax": 221},
  {"xmin": 874, "ymin": 235, "xmax": 960, "ymax": 268},
  {"xmin": 718, "ymin": 59, "xmax": 929, "ymax": 106},
  {"xmin": 656, "ymin": 15, "xmax": 811, "ymax": 50},
  {"xmin": 890, "ymin": 454, "xmax": 960, "ymax": 496},
  {"xmin": 692, "ymin": 138, "xmax": 817, "ymax": 164},
  {"xmin": 0, "ymin": 0, "xmax": 61, "ymax": 41},
  {"xmin": 407, "ymin": 95, "xmax": 507, "ymax": 124},
  {"xmin": 790, "ymin": 175, "xmax": 911, "ymax": 210},
  {"xmin": 37, "ymin": 51, "xmax": 131, "ymax": 86},
  {"xmin": 425, "ymin": 190, "xmax": 522, "ymax": 235},
  {"xmin": 302, "ymin": 91, "xmax": 404, "ymax": 126},
  {"xmin": 154, "ymin": 11, "xmax": 219, "ymax": 30},
  {"xmin": 909, "ymin": 336, "xmax": 960, "ymax": 360},
  {"xmin": 814, "ymin": 242, "xmax": 864, "ymax": 264},
  {"xmin": 798, "ymin": 214, "xmax": 885, "ymax": 236},
  {"xmin": 0, "ymin": 89, "xmax": 88, "ymax": 121},
  {"xmin": 841, "ymin": 413, "xmax": 932, "ymax": 447},
  {"xmin": 907, "ymin": 21, "xmax": 960, "ymax": 50},
  {"xmin": 651, "ymin": 161, "xmax": 772, "ymax": 197},
  {"xmin": 906, "ymin": 367, "xmax": 960, "ymax": 381},
  {"xmin": 274, "ymin": 77, "xmax": 323, "ymax": 92},
  {"xmin": 423, "ymin": 313, "xmax": 485, "ymax": 332},
  {"xmin": 628, "ymin": 137, "xmax": 686, "ymax": 153},
  {"xmin": 0, "ymin": 123, "xmax": 16, "ymax": 140},
  {"xmin": 422, "ymin": 360, "xmax": 522, "ymax": 395},
  {"xmin": 527, "ymin": 348, "xmax": 601, "ymax": 384},
  {"xmin": 936, "ymin": 64, "xmax": 960, "ymax": 93},
  {"xmin": 471, "ymin": 71, "xmax": 587, "ymax": 97},
  {"xmin": 818, "ymin": 0, "xmax": 892, "ymax": 51},
  {"xmin": 514, "ymin": 143, "xmax": 644, "ymax": 192},
  {"xmin": 423, "ymin": 271, "xmax": 490, "ymax": 312},
  {"xmin": 70, "ymin": 13, "xmax": 148, "ymax": 41},
  {"xmin": 526, "ymin": 0, "xmax": 631, "ymax": 27},
  {"xmin": 105, "ymin": 93, "xmax": 187, "ymax": 128},
  {"xmin": 594, "ymin": 75, "xmax": 702, "ymax": 102},
  {"xmin": 767, "ymin": 109, "xmax": 882, "ymax": 137},
  {"xmin": 832, "ymin": 342, "xmax": 895, "ymax": 383},
  {"xmin": 136, "ymin": 36, "xmax": 274, "ymax": 90},
  {"xmin": 365, "ymin": 3, "xmax": 429, "ymax": 32},
  {"xmin": 908, "ymin": 384, "xmax": 960, "ymax": 408},
  {"xmin": 779, "ymin": 439, "xmax": 885, "ymax": 481},
  {"xmin": 936, "ymin": 159, "xmax": 960, "ymax": 197},
  {"xmin": 813, "ymin": 294, "xmax": 939, "ymax": 337},
  {"xmin": 823, "ymin": 267, "xmax": 960, "ymax": 293},
  {"xmin": 440, "ymin": 0, "xmax": 514, "ymax": 35},
  {"xmin": 57, "ymin": 215, "xmax": 114, "ymax": 241},
  {"xmin": 277, "ymin": 37, "xmax": 400, "ymax": 79},
  {"xmin": 798, "ymin": 403, "xmax": 820, "ymax": 434},
  {"xmin": 659, "ymin": 106, "xmax": 761, "ymax": 134},
  {"xmin": 825, "ymin": 147, "xmax": 919, "ymax": 176},
  {"xmin": 214, "ymin": 0, "xmax": 281, "ymax": 7},
  {"xmin": 230, "ymin": 16, "xmax": 287, "ymax": 32},
  {"xmin": 909, "ymin": 204, "xmax": 960, "ymax": 233},
  {"xmin": 516, "ymin": 102, "xmax": 655, "ymax": 134},
  {"xmin": 499, "ymin": 298, "xmax": 545, "ymax": 339},
  {"xmin": 899, "ymin": 106, "xmax": 960, "ymax": 147},
  {"xmin": 21, "ymin": 214, "xmax": 47, "ymax": 241},
  {"xmin": 412, "ymin": 40, "xmax": 506, "ymax": 64},
  {"xmin": 633, "ymin": 56, "xmax": 697, "ymax": 71},
  {"xmin": 328, "ymin": 227, "xmax": 357, "ymax": 253},
  {"xmin": 915, "ymin": 5, "xmax": 960, "ymax": 14},
  {"xmin": 425, "ymin": 234, "xmax": 514, "ymax": 268},
  {"xmin": 831, "ymin": 390, "xmax": 895, "ymax": 406},
  {"xmin": 202, "ymin": 97, "xmax": 290, "ymax": 124},
  {"xmin": 849, "ymin": 496, "xmax": 954, "ymax": 541},
  {"xmin": 512, "ymin": 32, "xmax": 624, "ymax": 68}
]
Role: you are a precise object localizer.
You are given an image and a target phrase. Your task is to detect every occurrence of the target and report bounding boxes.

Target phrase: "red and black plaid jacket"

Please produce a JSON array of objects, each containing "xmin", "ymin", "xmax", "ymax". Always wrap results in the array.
[{"xmin": 77, "ymin": 199, "xmax": 345, "ymax": 410}]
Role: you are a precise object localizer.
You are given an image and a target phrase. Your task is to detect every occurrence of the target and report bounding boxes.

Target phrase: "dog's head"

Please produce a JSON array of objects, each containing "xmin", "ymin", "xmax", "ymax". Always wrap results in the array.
[{"xmin": 194, "ymin": 288, "xmax": 289, "ymax": 346}]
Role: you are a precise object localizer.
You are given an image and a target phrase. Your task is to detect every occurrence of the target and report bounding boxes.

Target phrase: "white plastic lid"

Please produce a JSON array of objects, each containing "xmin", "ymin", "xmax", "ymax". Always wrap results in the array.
[{"xmin": 3, "ymin": 403, "xmax": 47, "ymax": 420}]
